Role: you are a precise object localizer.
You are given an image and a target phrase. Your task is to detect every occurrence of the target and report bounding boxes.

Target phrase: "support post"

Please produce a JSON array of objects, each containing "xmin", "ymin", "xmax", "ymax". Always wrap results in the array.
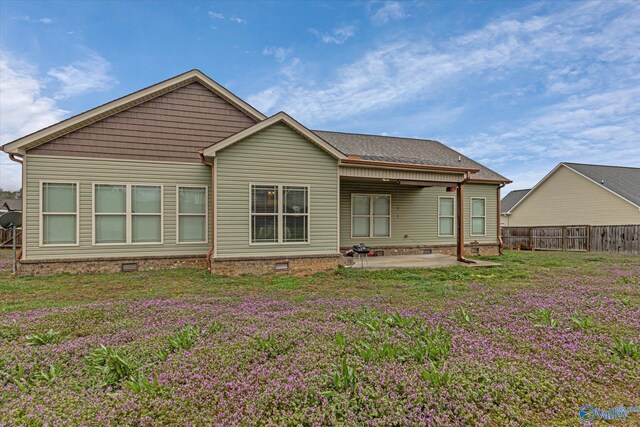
[{"xmin": 456, "ymin": 182, "xmax": 465, "ymax": 261}]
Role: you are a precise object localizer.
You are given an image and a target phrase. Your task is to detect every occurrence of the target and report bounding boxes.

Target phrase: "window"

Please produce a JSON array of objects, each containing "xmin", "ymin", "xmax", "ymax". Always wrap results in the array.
[
  {"xmin": 178, "ymin": 186, "xmax": 207, "ymax": 243},
  {"xmin": 438, "ymin": 197, "xmax": 455, "ymax": 236},
  {"xmin": 93, "ymin": 184, "xmax": 162, "ymax": 245},
  {"xmin": 250, "ymin": 184, "xmax": 309, "ymax": 244},
  {"xmin": 471, "ymin": 198, "xmax": 486, "ymax": 236},
  {"xmin": 41, "ymin": 182, "xmax": 78, "ymax": 245},
  {"xmin": 351, "ymin": 194, "xmax": 391, "ymax": 238}
]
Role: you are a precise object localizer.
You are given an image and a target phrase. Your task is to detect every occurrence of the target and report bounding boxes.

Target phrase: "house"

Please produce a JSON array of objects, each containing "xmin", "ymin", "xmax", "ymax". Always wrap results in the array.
[
  {"xmin": 0, "ymin": 199, "xmax": 22, "ymax": 213},
  {"xmin": 2, "ymin": 70, "xmax": 510, "ymax": 276},
  {"xmin": 501, "ymin": 162, "xmax": 640, "ymax": 227}
]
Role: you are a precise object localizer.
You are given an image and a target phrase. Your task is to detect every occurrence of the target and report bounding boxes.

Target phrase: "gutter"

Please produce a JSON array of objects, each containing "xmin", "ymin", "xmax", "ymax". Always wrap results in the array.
[
  {"xmin": 198, "ymin": 150, "xmax": 214, "ymax": 271},
  {"xmin": 341, "ymin": 158, "xmax": 479, "ymax": 174},
  {"xmin": 457, "ymin": 171, "xmax": 474, "ymax": 264}
]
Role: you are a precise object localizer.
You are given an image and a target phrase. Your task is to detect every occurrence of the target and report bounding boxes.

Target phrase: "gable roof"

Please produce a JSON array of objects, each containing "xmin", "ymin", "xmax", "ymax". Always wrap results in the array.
[
  {"xmin": 2, "ymin": 69, "xmax": 266, "ymax": 155},
  {"xmin": 507, "ymin": 162, "xmax": 640, "ymax": 214},
  {"xmin": 501, "ymin": 189, "xmax": 530, "ymax": 213},
  {"xmin": 314, "ymin": 131, "xmax": 510, "ymax": 182},
  {"xmin": 202, "ymin": 112, "xmax": 346, "ymax": 160},
  {"xmin": 0, "ymin": 199, "xmax": 22, "ymax": 211},
  {"xmin": 563, "ymin": 163, "xmax": 640, "ymax": 208}
]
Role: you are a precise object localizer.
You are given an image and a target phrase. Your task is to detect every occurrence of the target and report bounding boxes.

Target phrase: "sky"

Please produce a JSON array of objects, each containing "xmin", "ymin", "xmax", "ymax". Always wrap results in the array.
[{"xmin": 1, "ymin": 0, "xmax": 639, "ymax": 194}]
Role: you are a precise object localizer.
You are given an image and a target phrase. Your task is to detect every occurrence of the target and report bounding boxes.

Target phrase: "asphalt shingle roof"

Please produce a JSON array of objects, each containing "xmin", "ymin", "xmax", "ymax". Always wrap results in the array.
[
  {"xmin": 501, "ymin": 189, "xmax": 530, "ymax": 213},
  {"xmin": 314, "ymin": 130, "xmax": 509, "ymax": 182},
  {"xmin": 0, "ymin": 199, "xmax": 22, "ymax": 211},
  {"xmin": 564, "ymin": 163, "xmax": 640, "ymax": 207}
]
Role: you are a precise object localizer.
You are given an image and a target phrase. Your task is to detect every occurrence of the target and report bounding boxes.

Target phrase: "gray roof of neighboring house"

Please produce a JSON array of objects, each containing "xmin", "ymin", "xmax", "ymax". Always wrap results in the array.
[
  {"xmin": 314, "ymin": 130, "xmax": 510, "ymax": 182},
  {"xmin": 564, "ymin": 163, "xmax": 640, "ymax": 207},
  {"xmin": 0, "ymin": 199, "xmax": 22, "ymax": 211},
  {"xmin": 501, "ymin": 189, "xmax": 530, "ymax": 213}
]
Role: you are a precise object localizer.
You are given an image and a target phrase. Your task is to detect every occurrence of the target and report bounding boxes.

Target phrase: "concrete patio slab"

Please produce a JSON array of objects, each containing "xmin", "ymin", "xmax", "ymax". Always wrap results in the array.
[{"xmin": 346, "ymin": 253, "xmax": 500, "ymax": 269}]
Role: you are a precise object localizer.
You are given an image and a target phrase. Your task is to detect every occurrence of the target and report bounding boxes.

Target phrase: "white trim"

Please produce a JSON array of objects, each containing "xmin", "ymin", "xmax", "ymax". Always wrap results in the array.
[
  {"xmin": 437, "ymin": 196, "xmax": 456, "ymax": 237},
  {"xmin": 2, "ymin": 69, "xmax": 265, "ymax": 154},
  {"xmin": 350, "ymin": 193, "xmax": 392, "ymax": 239},
  {"xmin": 176, "ymin": 185, "xmax": 209, "ymax": 244},
  {"xmin": 203, "ymin": 112, "xmax": 345, "ymax": 160},
  {"xmin": 248, "ymin": 183, "xmax": 311, "ymax": 245},
  {"xmin": 470, "ymin": 197, "xmax": 487, "ymax": 237},
  {"xmin": 39, "ymin": 180, "xmax": 80, "ymax": 247},
  {"xmin": 92, "ymin": 183, "xmax": 164, "ymax": 246}
]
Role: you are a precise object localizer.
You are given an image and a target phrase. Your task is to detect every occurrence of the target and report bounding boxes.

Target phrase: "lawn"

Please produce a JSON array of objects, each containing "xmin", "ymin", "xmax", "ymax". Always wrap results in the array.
[{"xmin": 0, "ymin": 250, "xmax": 638, "ymax": 426}]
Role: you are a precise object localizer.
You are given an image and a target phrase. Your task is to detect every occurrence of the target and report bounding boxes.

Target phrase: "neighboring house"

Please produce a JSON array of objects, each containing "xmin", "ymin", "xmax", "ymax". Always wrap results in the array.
[
  {"xmin": 501, "ymin": 163, "xmax": 640, "ymax": 227},
  {"xmin": 2, "ymin": 70, "xmax": 510, "ymax": 276},
  {"xmin": 0, "ymin": 199, "xmax": 22, "ymax": 213},
  {"xmin": 500, "ymin": 190, "xmax": 529, "ymax": 226}
]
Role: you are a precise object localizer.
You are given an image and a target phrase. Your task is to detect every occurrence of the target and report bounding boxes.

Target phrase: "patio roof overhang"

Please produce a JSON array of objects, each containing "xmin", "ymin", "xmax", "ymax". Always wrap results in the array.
[{"xmin": 339, "ymin": 164, "xmax": 468, "ymax": 185}]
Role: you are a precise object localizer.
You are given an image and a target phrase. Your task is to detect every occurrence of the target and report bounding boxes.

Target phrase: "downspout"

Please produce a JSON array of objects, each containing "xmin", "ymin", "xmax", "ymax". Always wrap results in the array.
[
  {"xmin": 497, "ymin": 183, "xmax": 506, "ymax": 255},
  {"xmin": 198, "ymin": 150, "xmax": 214, "ymax": 271},
  {"xmin": 7, "ymin": 154, "xmax": 24, "ymax": 264},
  {"xmin": 457, "ymin": 171, "xmax": 473, "ymax": 264}
]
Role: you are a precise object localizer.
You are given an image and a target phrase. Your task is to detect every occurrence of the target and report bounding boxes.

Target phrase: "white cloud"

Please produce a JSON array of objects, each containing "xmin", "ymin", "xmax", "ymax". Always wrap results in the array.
[
  {"xmin": 47, "ymin": 53, "xmax": 117, "ymax": 99},
  {"xmin": 230, "ymin": 16, "xmax": 246, "ymax": 24},
  {"xmin": 262, "ymin": 47, "xmax": 292, "ymax": 62},
  {"xmin": 208, "ymin": 11, "xmax": 224, "ymax": 19},
  {"xmin": 310, "ymin": 25, "xmax": 355, "ymax": 45},
  {"xmin": 371, "ymin": 2, "xmax": 407, "ymax": 24},
  {"xmin": 12, "ymin": 15, "xmax": 53, "ymax": 24}
]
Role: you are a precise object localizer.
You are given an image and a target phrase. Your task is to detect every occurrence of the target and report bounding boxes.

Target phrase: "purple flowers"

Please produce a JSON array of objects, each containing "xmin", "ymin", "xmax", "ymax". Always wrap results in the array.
[{"xmin": 1, "ymin": 254, "xmax": 639, "ymax": 425}]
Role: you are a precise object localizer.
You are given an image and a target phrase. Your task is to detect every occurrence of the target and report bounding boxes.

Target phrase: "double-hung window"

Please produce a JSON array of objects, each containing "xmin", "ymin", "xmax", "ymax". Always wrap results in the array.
[
  {"xmin": 178, "ymin": 186, "xmax": 207, "ymax": 243},
  {"xmin": 250, "ymin": 184, "xmax": 309, "ymax": 244},
  {"xmin": 470, "ymin": 198, "xmax": 486, "ymax": 236},
  {"xmin": 438, "ymin": 197, "xmax": 455, "ymax": 236},
  {"xmin": 351, "ymin": 194, "xmax": 391, "ymax": 238},
  {"xmin": 93, "ymin": 184, "xmax": 162, "ymax": 245},
  {"xmin": 41, "ymin": 182, "xmax": 78, "ymax": 246}
]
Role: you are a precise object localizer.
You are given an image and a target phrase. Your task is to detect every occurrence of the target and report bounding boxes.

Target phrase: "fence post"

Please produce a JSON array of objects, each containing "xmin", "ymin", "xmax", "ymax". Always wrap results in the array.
[
  {"xmin": 529, "ymin": 227, "xmax": 533, "ymax": 250},
  {"xmin": 562, "ymin": 226, "xmax": 566, "ymax": 251},
  {"xmin": 586, "ymin": 225, "xmax": 590, "ymax": 252}
]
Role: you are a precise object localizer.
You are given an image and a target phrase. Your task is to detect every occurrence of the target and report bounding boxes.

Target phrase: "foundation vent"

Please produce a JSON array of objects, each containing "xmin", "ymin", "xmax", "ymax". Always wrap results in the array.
[
  {"xmin": 275, "ymin": 262, "xmax": 290, "ymax": 271},
  {"xmin": 121, "ymin": 263, "xmax": 139, "ymax": 272},
  {"xmin": 423, "ymin": 248, "xmax": 433, "ymax": 254}
]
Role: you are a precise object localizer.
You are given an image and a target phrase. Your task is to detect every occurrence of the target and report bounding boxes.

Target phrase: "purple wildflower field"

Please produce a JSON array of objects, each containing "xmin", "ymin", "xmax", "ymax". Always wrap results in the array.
[{"xmin": 0, "ymin": 251, "xmax": 639, "ymax": 426}]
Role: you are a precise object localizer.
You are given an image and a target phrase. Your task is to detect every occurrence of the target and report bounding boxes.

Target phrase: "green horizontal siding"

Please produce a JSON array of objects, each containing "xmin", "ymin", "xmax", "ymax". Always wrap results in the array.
[
  {"xmin": 215, "ymin": 123, "xmax": 339, "ymax": 257},
  {"xmin": 340, "ymin": 181, "xmax": 498, "ymax": 247},
  {"xmin": 24, "ymin": 155, "xmax": 211, "ymax": 260}
]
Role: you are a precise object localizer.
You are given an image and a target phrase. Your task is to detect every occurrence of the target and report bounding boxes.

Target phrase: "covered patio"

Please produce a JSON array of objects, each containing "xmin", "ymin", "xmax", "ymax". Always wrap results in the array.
[{"xmin": 345, "ymin": 253, "xmax": 501, "ymax": 269}]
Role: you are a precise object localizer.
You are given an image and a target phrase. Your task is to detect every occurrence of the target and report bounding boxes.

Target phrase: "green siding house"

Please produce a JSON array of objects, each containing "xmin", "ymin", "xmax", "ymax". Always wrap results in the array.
[{"xmin": 2, "ymin": 70, "xmax": 510, "ymax": 276}]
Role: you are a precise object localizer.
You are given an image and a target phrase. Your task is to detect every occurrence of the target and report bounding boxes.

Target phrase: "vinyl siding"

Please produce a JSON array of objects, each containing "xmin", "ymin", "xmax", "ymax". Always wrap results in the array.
[
  {"xmin": 215, "ymin": 123, "xmax": 339, "ymax": 258},
  {"xmin": 28, "ymin": 83, "xmax": 256, "ymax": 163},
  {"xmin": 507, "ymin": 165, "xmax": 640, "ymax": 226},
  {"xmin": 24, "ymin": 155, "xmax": 211, "ymax": 260},
  {"xmin": 340, "ymin": 181, "xmax": 499, "ymax": 247}
]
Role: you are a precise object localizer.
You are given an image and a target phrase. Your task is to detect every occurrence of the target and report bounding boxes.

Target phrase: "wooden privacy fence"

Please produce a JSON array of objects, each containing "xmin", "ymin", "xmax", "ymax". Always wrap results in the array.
[
  {"xmin": 502, "ymin": 224, "xmax": 640, "ymax": 255},
  {"xmin": 0, "ymin": 228, "xmax": 22, "ymax": 248}
]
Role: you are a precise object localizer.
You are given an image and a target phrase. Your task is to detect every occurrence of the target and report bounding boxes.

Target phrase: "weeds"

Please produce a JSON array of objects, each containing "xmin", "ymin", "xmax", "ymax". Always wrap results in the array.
[
  {"xmin": 168, "ymin": 325, "xmax": 201, "ymax": 351},
  {"xmin": 25, "ymin": 330, "xmax": 61, "ymax": 346},
  {"xmin": 611, "ymin": 337, "xmax": 639, "ymax": 361},
  {"xmin": 570, "ymin": 313, "xmax": 594, "ymax": 329},
  {"xmin": 529, "ymin": 308, "xmax": 558, "ymax": 328},
  {"xmin": 85, "ymin": 345, "xmax": 135, "ymax": 388}
]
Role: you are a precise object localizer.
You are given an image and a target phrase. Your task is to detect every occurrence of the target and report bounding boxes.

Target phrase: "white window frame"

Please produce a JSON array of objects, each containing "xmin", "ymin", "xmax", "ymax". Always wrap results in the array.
[
  {"xmin": 249, "ymin": 183, "xmax": 311, "ymax": 245},
  {"xmin": 438, "ymin": 196, "xmax": 456, "ymax": 237},
  {"xmin": 39, "ymin": 180, "xmax": 80, "ymax": 247},
  {"xmin": 92, "ymin": 183, "xmax": 164, "ymax": 246},
  {"xmin": 350, "ymin": 193, "xmax": 391, "ymax": 239},
  {"xmin": 177, "ymin": 185, "xmax": 208, "ymax": 244},
  {"xmin": 470, "ymin": 197, "xmax": 487, "ymax": 237}
]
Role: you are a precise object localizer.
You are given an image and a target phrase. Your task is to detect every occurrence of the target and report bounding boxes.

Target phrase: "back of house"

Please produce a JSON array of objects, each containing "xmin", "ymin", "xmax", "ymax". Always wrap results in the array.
[{"xmin": 2, "ymin": 70, "xmax": 510, "ymax": 276}]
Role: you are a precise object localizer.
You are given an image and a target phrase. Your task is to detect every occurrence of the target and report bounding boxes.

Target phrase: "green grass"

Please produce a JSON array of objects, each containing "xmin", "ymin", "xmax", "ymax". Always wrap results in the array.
[{"xmin": 0, "ymin": 249, "xmax": 639, "ymax": 426}]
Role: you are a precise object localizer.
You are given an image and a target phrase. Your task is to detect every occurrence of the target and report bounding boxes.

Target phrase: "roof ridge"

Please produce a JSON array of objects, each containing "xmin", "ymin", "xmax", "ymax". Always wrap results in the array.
[
  {"xmin": 563, "ymin": 162, "xmax": 640, "ymax": 170},
  {"xmin": 314, "ymin": 129, "xmax": 439, "ymax": 143}
]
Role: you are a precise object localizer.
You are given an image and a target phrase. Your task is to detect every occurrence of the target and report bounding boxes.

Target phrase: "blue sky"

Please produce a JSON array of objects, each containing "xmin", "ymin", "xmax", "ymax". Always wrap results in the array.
[{"xmin": 1, "ymin": 0, "xmax": 639, "ymax": 193}]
